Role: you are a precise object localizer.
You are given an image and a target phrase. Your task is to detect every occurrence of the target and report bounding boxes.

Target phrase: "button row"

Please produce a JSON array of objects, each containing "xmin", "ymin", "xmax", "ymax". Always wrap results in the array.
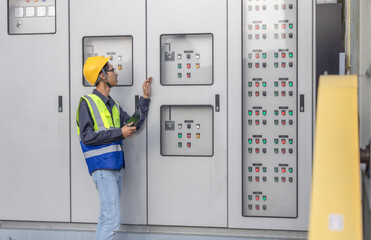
[
  {"xmin": 248, "ymin": 81, "xmax": 294, "ymax": 87},
  {"xmin": 247, "ymin": 4, "xmax": 294, "ymax": 11},
  {"xmin": 248, "ymin": 23, "xmax": 294, "ymax": 31},
  {"xmin": 247, "ymin": 52, "xmax": 294, "ymax": 59},
  {"xmin": 247, "ymin": 167, "xmax": 294, "ymax": 173},
  {"xmin": 247, "ymin": 204, "xmax": 267, "ymax": 211},
  {"xmin": 247, "ymin": 119, "xmax": 294, "ymax": 126},
  {"xmin": 247, "ymin": 148, "xmax": 294, "ymax": 154},
  {"xmin": 176, "ymin": 53, "xmax": 200, "ymax": 60},
  {"xmin": 177, "ymin": 133, "xmax": 201, "ymax": 139},
  {"xmin": 248, "ymin": 110, "xmax": 293, "ymax": 116},
  {"xmin": 14, "ymin": 6, "xmax": 55, "ymax": 18},
  {"xmin": 247, "ymin": 176, "xmax": 294, "ymax": 182},
  {"xmin": 247, "ymin": 91, "xmax": 294, "ymax": 97},
  {"xmin": 248, "ymin": 138, "xmax": 294, "ymax": 144},
  {"xmin": 247, "ymin": 62, "xmax": 294, "ymax": 68},
  {"xmin": 177, "ymin": 63, "xmax": 200, "ymax": 69},
  {"xmin": 247, "ymin": 33, "xmax": 294, "ymax": 40},
  {"xmin": 177, "ymin": 123, "xmax": 200, "ymax": 129},
  {"xmin": 248, "ymin": 195, "xmax": 267, "ymax": 201},
  {"xmin": 177, "ymin": 142, "xmax": 192, "ymax": 148}
]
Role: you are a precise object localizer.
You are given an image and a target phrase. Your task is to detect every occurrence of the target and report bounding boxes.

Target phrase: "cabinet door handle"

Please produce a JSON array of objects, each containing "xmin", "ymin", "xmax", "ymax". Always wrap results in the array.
[
  {"xmin": 58, "ymin": 96, "xmax": 63, "ymax": 112},
  {"xmin": 215, "ymin": 94, "xmax": 220, "ymax": 112}
]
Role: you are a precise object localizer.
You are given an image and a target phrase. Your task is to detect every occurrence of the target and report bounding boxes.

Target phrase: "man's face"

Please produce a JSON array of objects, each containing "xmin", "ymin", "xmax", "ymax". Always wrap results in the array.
[{"xmin": 105, "ymin": 62, "xmax": 118, "ymax": 87}]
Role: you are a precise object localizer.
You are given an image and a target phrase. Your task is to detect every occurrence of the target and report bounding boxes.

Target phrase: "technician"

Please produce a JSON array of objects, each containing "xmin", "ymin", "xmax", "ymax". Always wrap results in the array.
[{"xmin": 76, "ymin": 56, "xmax": 152, "ymax": 240}]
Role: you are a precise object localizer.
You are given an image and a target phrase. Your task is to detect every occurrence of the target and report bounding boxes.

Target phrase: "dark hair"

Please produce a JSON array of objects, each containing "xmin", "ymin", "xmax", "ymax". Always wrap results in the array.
[{"xmin": 100, "ymin": 62, "xmax": 110, "ymax": 75}]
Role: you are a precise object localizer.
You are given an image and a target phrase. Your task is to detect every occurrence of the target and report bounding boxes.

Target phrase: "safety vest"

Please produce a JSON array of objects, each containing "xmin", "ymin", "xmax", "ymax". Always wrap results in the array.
[{"xmin": 77, "ymin": 94, "xmax": 124, "ymax": 175}]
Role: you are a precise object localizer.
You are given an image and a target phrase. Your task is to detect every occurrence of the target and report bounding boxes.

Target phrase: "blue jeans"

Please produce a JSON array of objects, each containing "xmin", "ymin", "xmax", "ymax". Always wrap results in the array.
[{"xmin": 92, "ymin": 169, "xmax": 123, "ymax": 240}]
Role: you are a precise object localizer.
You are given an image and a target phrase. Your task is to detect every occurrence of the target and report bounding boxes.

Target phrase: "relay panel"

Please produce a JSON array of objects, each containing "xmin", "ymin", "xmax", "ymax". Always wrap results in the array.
[
  {"xmin": 242, "ymin": 0, "xmax": 297, "ymax": 217},
  {"xmin": 83, "ymin": 36, "xmax": 133, "ymax": 86},
  {"xmin": 161, "ymin": 105, "xmax": 213, "ymax": 156},
  {"xmin": 160, "ymin": 34, "xmax": 213, "ymax": 85},
  {"xmin": 8, "ymin": 0, "xmax": 56, "ymax": 34}
]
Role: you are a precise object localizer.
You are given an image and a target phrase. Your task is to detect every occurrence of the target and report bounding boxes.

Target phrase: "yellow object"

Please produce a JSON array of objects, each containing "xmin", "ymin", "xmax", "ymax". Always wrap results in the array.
[
  {"xmin": 118, "ymin": 64, "xmax": 122, "ymax": 70},
  {"xmin": 83, "ymin": 56, "xmax": 111, "ymax": 86},
  {"xmin": 309, "ymin": 75, "xmax": 362, "ymax": 240},
  {"xmin": 196, "ymin": 133, "xmax": 200, "ymax": 139}
]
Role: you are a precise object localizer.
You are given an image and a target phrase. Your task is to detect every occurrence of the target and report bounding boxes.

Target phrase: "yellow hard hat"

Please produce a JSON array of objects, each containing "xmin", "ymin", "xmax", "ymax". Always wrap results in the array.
[{"xmin": 83, "ymin": 56, "xmax": 111, "ymax": 86}]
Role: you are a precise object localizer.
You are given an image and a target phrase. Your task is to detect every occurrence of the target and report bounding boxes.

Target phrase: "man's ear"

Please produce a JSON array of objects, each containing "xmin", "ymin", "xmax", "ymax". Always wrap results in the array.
[{"xmin": 99, "ymin": 72, "xmax": 106, "ymax": 80}]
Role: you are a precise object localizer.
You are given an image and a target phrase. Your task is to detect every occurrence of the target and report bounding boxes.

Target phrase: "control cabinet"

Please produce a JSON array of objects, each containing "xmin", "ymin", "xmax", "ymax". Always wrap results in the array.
[
  {"xmin": 83, "ymin": 36, "xmax": 133, "ymax": 86},
  {"xmin": 242, "ymin": 0, "xmax": 298, "ymax": 218},
  {"xmin": 161, "ymin": 34, "xmax": 213, "ymax": 85},
  {"xmin": 8, "ymin": 0, "xmax": 56, "ymax": 34},
  {"xmin": 161, "ymin": 105, "xmax": 213, "ymax": 156}
]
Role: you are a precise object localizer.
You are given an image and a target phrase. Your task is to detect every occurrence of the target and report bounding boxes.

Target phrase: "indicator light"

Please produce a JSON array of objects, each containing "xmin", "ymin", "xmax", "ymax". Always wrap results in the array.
[
  {"xmin": 187, "ymin": 124, "xmax": 191, "ymax": 129},
  {"xmin": 289, "ymin": 149, "xmax": 293, "ymax": 154},
  {"xmin": 248, "ymin": 25, "xmax": 252, "ymax": 30},
  {"xmin": 34, "ymin": 0, "xmax": 38, "ymax": 2},
  {"xmin": 26, "ymin": 0, "xmax": 30, "ymax": 2},
  {"xmin": 255, "ymin": 110, "xmax": 259, "ymax": 116},
  {"xmin": 187, "ymin": 133, "xmax": 191, "ymax": 138},
  {"xmin": 262, "ymin": 120, "xmax": 267, "ymax": 124},
  {"xmin": 289, "ymin": 23, "xmax": 293, "ymax": 29},
  {"xmin": 262, "ymin": 82, "xmax": 266, "ymax": 87},
  {"xmin": 289, "ymin": 62, "xmax": 293, "ymax": 67},
  {"xmin": 289, "ymin": 4, "xmax": 293, "ymax": 9},
  {"xmin": 255, "ymin": 167, "xmax": 259, "ymax": 172},
  {"xmin": 196, "ymin": 54, "xmax": 200, "ymax": 59},
  {"xmin": 263, "ymin": 167, "xmax": 266, "ymax": 172},
  {"xmin": 282, "ymin": 110, "xmax": 286, "ymax": 116},
  {"xmin": 248, "ymin": 82, "xmax": 252, "ymax": 87},
  {"xmin": 256, "ymin": 196, "xmax": 260, "ymax": 201},
  {"xmin": 248, "ymin": 148, "xmax": 252, "ymax": 153},
  {"xmin": 282, "ymin": 53, "xmax": 286, "ymax": 58},
  {"xmin": 274, "ymin": 167, "xmax": 278, "ymax": 173},
  {"xmin": 282, "ymin": 139, "xmax": 286, "ymax": 144},
  {"xmin": 248, "ymin": 195, "xmax": 252, "ymax": 200},
  {"xmin": 262, "ymin": 24, "xmax": 266, "ymax": 30},
  {"xmin": 289, "ymin": 139, "xmax": 293, "ymax": 144},
  {"xmin": 255, "ymin": 82, "xmax": 259, "ymax": 87},
  {"xmin": 248, "ymin": 167, "xmax": 252, "ymax": 172},
  {"xmin": 178, "ymin": 124, "xmax": 182, "ymax": 129},
  {"xmin": 255, "ymin": 92, "xmax": 259, "ymax": 97},
  {"xmin": 255, "ymin": 5, "xmax": 259, "ymax": 10},
  {"xmin": 187, "ymin": 54, "xmax": 191, "ymax": 59},
  {"xmin": 187, "ymin": 63, "xmax": 191, "ymax": 69},
  {"xmin": 262, "ymin": 34, "xmax": 267, "ymax": 39},
  {"xmin": 248, "ymin": 53, "xmax": 252, "ymax": 59},
  {"xmin": 118, "ymin": 56, "xmax": 122, "ymax": 61},
  {"xmin": 196, "ymin": 63, "xmax": 200, "ymax": 69},
  {"xmin": 274, "ymin": 53, "xmax": 279, "ymax": 58},
  {"xmin": 255, "ymin": 63, "xmax": 259, "ymax": 68},
  {"xmin": 248, "ymin": 91, "xmax": 252, "ymax": 97},
  {"xmin": 178, "ymin": 142, "xmax": 182, "ymax": 148},
  {"xmin": 196, "ymin": 124, "xmax": 200, "ymax": 129},
  {"xmin": 263, "ymin": 205, "xmax": 267, "ymax": 210},
  {"xmin": 248, "ymin": 176, "xmax": 252, "ymax": 181},
  {"xmin": 196, "ymin": 133, "xmax": 200, "ymax": 139},
  {"xmin": 289, "ymin": 110, "xmax": 293, "ymax": 115},
  {"xmin": 282, "ymin": 91, "xmax": 286, "ymax": 96},
  {"xmin": 187, "ymin": 73, "xmax": 191, "ymax": 78},
  {"xmin": 274, "ymin": 110, "xmax": 278, "ymax": 116},
  {"xmin": 282, "ymin": 148, "xmax": 286, "ymax": 154},
  {"xmin": 262, "ymin": 148, "xmax": 266, "ymax": 153},
  {"xmin": 255, "ymin": 53, "xmax": 259, "ymax": 59},
  {"xmin": 274, "ymin": 120, "xmax": 279, "ymax": 125},
  {"xmin": 289, "ymin": 81, "xmax": 293, "ymax": 87},
  {"xmin": 282, "ymin": 177, "xmax": 286, "ymax": 182},
  {"xmin": 255, "ymin": 25, "xmax": 259, "ymax": 30},
  {"xmin": 118, "ymin": 65, "xmax": 122, "ymax": 70},
  {"xmin": 248, "ymin": 120, "xmax": 252, "ymax": 125},
  {"xmin": 262, "ymin": 110, "xmax": 266, "ymax": 115},
  {"xmin": 289, "ymin": 177, "xmax": 293, "ymax": 182},
  {"xmin": 263, "ymin": 5, "xmax": 266, "ymax": 10},
  {"xmin": 274, "ymin": 4, "xmax": 278, "ymax": 10},
  {"xmin": 256, "ymin": 205, "xmax": 260, "ymax": 210},
  {"xmin": 274, "ymin": 177, "xmax": 279, "ymax": 182},
  {"xmin": 187, "ymin": 142, "xmax": 191, "ymax": 148},
  {"xmin": 262, "ymin": 53, "xmax": 266, "ymax": 58},
  {"xmin": 255, "ymin": 139, "xmax": 260, "ymax": 144},
  {"xmin": 248, "ymin": 110, "xmax": 252, "ymax": 116},
  {"xmin": 282, "ymin": 33, "xmax": 286, "ymax": 39},
  {"xmin": 282, "ymin": 24, "xmax": 286, "ymax": 29},
  {"xmin": 255, "ymin": 120, "xmax": 260, "ymax": 125},
  {"xmin": 248, "ymin": 63, "xmax": 252, "ymax": 68},
  {"xmin": 248, "ymin": 138, "xmax": 252, "ymax": 144},
  {"xmin": 178, "ymin": 63, "xmax": 182, "ymax": 69},
  {"xmin": 274, "ymin": 148, "xmax": 278, "ymax": 153},
  {"xmin": 282, "ymin": 168, "xmax": 286, "ymax": 173},
  {"xmin": 274, "ymin": 82, "xmax": 279, "ymax": 87},
  {"xmin": 289, "ymin": 120, "xmax": 293, "ymax": 125},
  {"xmin": 289, "ymin": 168, "xmax": 293, "ymax": 173},
  {"xmin": 263, "ymin": 177, "xmax": 267, "ymax": 182},
  {"xmin": 263, "ymin": 196, "xmax": 266, "ymax": 201},
  {"xmin": 282, "ymin": 4, "xmax": 286, "ymax": 9},
  {"xmin": 282, "ymin": 120, "xmax": 286, "ymax": 125},
  {"xmin": 274, "ymin": 139, "xmax": 278, "ymax": 144},
  {"xmin": 262, "ymin": 63, "xmax": 266, "ymax": 68},
  {"xmin": 274, "ymin": 33, "xmax": 279, "ymax": 39},
  {"xmin": 178, "ymin": 54, "xmax": 182, "ymax": 59},
  {"xmin": 178, "ymin": 133, "xmax": 182, "ymax": 138},
  {"xmin": 178, "ymin": 73, "xmax": 182, "ymax": 78},
  {"xmin": 282, "ymin": 62, "xmax": 286, "ymax": 68},
  {"xmin": 274, "ymin": 63, "xmax": 279, "ymax": 68},
  {"xmin": 255, "ymin": 148, "xmax": 259, "ymax": 153},
  {"xmin": 248, "ymin": 205, "xmax": 252, "ymax": 210},
  {"xmin": 282, "ymin": 82, "xmax": 286, "ymax": 87},
  {"xmin": 289, "ymin": 53, "xmax": 293, "ymax": 58},
  {"xmin": 255, "ymin": 34, "xmax": 259, "ymax": 39}
]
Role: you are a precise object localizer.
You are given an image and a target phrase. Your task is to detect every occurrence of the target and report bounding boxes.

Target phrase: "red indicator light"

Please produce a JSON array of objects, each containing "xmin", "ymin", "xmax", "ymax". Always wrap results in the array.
[
  {"xmin": 282, "ymin": 110, "xmax": 286, "ymax": 116},
  {"xmin": 282, "ymin": 82, "xmax": 286, "ymax": 87},
  {"xmin": 255, "ymin": 110, "xmax": 259, "ymax": 115},
  {"xmin": 187, "ymin": 133, "xmax": 191, "ymax": 138},
  {"xmin": 282, "ymin": 120, "xmax": 286, "ymax": 125},
  {"xmin": 255, "ymin": 53, "xmax": 259, "ymax": 58},
  {"xmin": 255, "ymin": 92, "xmax": 259, "ymax": 97},
  {"xmin": 187, "ymin": 64, "xmax": 191, "ymax": 69},
  {"xmin": 282, "ymin": 148, "xmax": 286, "ymax": 154},
  {"xmin": 282, "ymin": 139, "xmax": 286, "ymax": 144},
  {"xmin": 255, "ymin": 148, "xmax": 259, "ymax": 153},
  {"xmin": 282, "ymin": 91, "xmax": 286, "ymax": 96},
  {"xmin": 282, "ymin": 177, "xmax": 286, "ymax": 182},
  {"xmin": 255, "ymin": 167, "xmax": 259, "ymax": 172},
  {"xmin": 187, "ymin": 143, "xmax": 191, "ymax": 148},
  {"xmin": 282, "ymin": 53, "xmax": 286, "ymax": 58},
  {"xmin": 282, "ymin": 62, "xmax": 286, "ymax": 68},
  {"xmin": 256, "ymin": 196, "xmax": 260, "ymax": 201},
  {"xmin": 282, "ymin": 168, "xmax": 286, "ymax": 173},
  {"xmin": 187, "ymin": 73, "xmax": 191, "ymax": 78},
  {"xmin": 255, "ymin": 82, "xmax": 259, "ymax": 87},
  {"xmin": 255, "ymin": 120, "xmax": 260, "ymax": 125},
  {"xmin": 255, "ymin": 139, "xmax": 259, "ymax": 144},
  {"xmin": 282, "ymin": 24, "xmax": 286, "ymax": 29},
  {"xmin": 255, "ymin": 63, "xmax": 259, "ymax": 68}
]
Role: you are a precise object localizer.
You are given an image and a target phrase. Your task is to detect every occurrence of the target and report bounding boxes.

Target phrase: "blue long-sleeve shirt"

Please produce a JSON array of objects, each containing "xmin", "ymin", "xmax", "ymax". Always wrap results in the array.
[{"xmin": 78, "ymin": 89, "xmax": 150, "ymax": 146}]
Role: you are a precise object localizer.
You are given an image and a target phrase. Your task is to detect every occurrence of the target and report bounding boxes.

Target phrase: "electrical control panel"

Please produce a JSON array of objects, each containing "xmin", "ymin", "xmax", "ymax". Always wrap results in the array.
[
  {"xmin": 242, "ymin": 0, "xmax": 297, "ymax": 217},
  {"xmin": 161, "ymin": 105, "xmax": 213, "ymax": 156},
  {"xmin": 160, "ymin": 34, "xmax": 213, "ymax": 85},
  {"xmin": 8, "ymin": 0, "xmax": 56, "ymax": 35},
  {"xmin": 83, "ymin": 36, "xmax": 133, "ymax": 86}
]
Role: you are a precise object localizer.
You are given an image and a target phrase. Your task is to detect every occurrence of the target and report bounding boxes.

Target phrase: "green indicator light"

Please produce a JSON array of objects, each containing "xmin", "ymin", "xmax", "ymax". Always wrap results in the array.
[
  {"xmin": 263, "ymin": 82, "xmax": 266, "ymax": 87},
  {"xmin": 274, "ymin": 120, "xmax": 279, "ymax": 125},
  {"xmin": 262, "ymin": 53, "xmax": 266, "ymax": 58},
  {"xmin": 178, "ymin": 142, "xmax": 182, "ymax": 147},
  {"xmin": 289, "ymin": 110, "xmax": 293, "ymax": 115},
  {"xmin": 274, "ymin": 177, "xmax": 279, "ymax": 182},
  {"xmin": 274, "ymin": 110, "xmax": 278, "ymax": 116},
  {"xmin": 263, "ymin": 24, "xmax": 266, "ymax": 30},
  {"xmin": 248, "ymin": 167, "xmax": 252, "ymax": 172},
  {"xmin": 178, "ymin": 133, "xmax": 182, "ymax": 138},
  {"xmin": 274, "ymin": 53, "xmax": 279, "ymax": 58},
  {"xmin": 248, "ymin": 177, "xmax": 252, "ymax": 182},
  {"xmin": 248, "ymin": 139, "xmax": 252, "ymax": 144},
  {"xmin": 289, "ymin": 168, "xmax": 293, "ymax": 173},
  {"xmin": 248, "ymin": 82, "xmax": 252, "ymax": 87},
  {"xmin": 263, "ymin": 111, "xmax": 266, "ymax": 115},
  {"xmin": 263, "ymin": 196, "xmax": 266, "ymax": 201},
  {"xmin": 274, "ymin": 139, "xmax": 278, "ymax": 144},
  {"xmin": 274, "ymin": 91, "xmax": 279, "ymax": 96},
  {"xmin": 263, "ymin": 139, "xmax": 266, "ymax": 144},
  {"xmin": 178, "ymin": 64, "xmax": 182, "ymax": 69},
  {"xmin": 289, "ymin": 24, "xmax": 293, "ymax": 29},
  {"xmin": 248, "ymin": 148, "xmax": 252, "ymax": 153},
  {"xmin": 178, "ymin": 73, "xmax": 182, "ymax": 78},
  {"xmin": 248, "ymin": 111, "xmax": 252, "ymax": 116},
  {"xmin": 248, "ymin": 195, "xmax": 252, "ymax": 200},
  {"xmin": 274, "ymin": 148, "xmax": 278, "ymax": 153},
  {"xmin": 274, "ymin": 82, "xmax": 278, "ymax": 87},
  {"xmin": 289, "ymin": 139, "xmax": 293, "ymax": 144},
  {"xmin": 289, "ymin": 82, "xmax": 293, "ymax": 87},
  {"xmin": 289, "ymin": 53, "xmax": 293, "ymax": 58}
]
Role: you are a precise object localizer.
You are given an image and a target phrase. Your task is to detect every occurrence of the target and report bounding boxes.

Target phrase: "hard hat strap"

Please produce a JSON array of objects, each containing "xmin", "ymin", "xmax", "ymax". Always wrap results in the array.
[{"xmin": 98, "ymin": 68, "xmax": 112, "ymax": 88}]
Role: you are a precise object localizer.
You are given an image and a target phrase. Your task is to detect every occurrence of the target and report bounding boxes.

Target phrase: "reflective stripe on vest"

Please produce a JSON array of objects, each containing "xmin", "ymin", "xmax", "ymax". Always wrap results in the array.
[{"xmin": 83, "ymin": 144, "xmax": 122, "ymax": 159}]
